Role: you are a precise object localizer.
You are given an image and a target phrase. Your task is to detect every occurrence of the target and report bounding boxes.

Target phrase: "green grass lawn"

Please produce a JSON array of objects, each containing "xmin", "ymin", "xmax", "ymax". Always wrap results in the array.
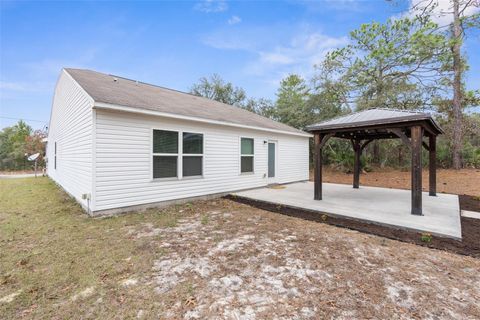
[{"xmin": 0, "ymin": 177, "xmax": 190, "ymax": 319}]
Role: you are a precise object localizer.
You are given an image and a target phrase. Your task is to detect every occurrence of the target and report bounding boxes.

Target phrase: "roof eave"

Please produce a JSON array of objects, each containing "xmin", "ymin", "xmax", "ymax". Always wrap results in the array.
[
  {"xmin": 306, "ymin": 115, "xmax": 443, "ymax": 135},
  {"xmin": 94, "ymin": 101, "xmax": 313, "ymax": 138}
]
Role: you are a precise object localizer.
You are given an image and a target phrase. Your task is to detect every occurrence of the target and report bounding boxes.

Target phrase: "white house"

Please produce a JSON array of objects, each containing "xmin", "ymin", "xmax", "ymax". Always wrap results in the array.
[{"xmin": 46, "ymin": 68, "xmax": 311, "ymax": 215}]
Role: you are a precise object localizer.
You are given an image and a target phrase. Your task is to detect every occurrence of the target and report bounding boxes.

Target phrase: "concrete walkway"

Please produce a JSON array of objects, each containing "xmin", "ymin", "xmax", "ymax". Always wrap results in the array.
[{"xmin": 234, "ymin": 182, "xmax": 462, "ymax": 239}]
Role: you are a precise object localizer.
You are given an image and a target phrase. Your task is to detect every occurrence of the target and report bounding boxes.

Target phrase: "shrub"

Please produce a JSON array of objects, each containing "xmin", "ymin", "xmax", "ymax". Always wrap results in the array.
[{"xmin": 420, "ymin": 233, "xmax": 433, "ymax": 243}]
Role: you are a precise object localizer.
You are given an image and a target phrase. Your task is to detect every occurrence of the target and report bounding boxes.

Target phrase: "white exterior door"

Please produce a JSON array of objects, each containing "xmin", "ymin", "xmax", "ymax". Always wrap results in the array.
[{"xmin": 267, "ymin": 141, "xmax": 277, "ymax": 183}]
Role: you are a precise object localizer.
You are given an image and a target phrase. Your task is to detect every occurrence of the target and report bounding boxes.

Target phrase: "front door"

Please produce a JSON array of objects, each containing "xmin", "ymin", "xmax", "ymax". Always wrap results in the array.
[{"xmin": 268, "ymin": 141, "xmax": 277, "ymax": 183}]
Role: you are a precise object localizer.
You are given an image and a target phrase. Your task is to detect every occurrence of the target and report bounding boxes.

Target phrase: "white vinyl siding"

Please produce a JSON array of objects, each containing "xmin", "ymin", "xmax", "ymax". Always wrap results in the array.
[
  {"xmin": 46, "ymin": 70, "xmax": 94, "ymax": 211},
  {"xmin": 93, "ymin": 110, "xmax": 309, "ymax": 212}
]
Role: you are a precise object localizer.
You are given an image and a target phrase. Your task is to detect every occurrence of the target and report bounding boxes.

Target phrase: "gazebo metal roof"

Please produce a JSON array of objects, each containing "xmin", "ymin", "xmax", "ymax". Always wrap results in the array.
[{"xmin": 306, "ymin": 108, "xmax": 443, "ymax": 136}]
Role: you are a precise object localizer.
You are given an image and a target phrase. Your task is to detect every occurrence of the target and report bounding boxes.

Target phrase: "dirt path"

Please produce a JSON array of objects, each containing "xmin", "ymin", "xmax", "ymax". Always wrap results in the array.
[{"xmin": 318, "ymin": 168, "xmax": 480, "ymax": 196}]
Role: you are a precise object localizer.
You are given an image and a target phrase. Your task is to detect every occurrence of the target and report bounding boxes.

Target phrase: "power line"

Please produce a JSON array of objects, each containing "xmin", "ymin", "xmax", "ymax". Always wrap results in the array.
[{"xmin": 0, "ymin": 116, "xmax": 48, "ymax": 123}]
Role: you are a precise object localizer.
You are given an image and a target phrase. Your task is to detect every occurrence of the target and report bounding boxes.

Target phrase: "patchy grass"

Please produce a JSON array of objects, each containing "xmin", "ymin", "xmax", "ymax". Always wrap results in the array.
[
  {"xmin": 1, "ymin": 177, "xmax": 480, "ymax": 319},
  {"xmin": 0, "ymin": 177, "xmax": 195, "ymax": 318},
  {"xmin": 200, "ymin": 214, "xmax": 209, "ymax": 225}
]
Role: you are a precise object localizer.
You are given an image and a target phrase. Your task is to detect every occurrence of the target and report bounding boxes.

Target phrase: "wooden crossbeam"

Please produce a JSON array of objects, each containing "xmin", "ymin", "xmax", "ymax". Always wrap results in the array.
[
  {"xmin": 422, "ymin": 141, "xmax": 430, "ymax": 151},
  {"xmin": 319, "ymin": 133, "xmax": 334, "ymax": 149},
  {"xmin": 388, "ymin": 128, "xmax": 411, "ymax": 148},
  {"xmin": 350, "ymin": 138, "xmax": 357, "ymax": 151},
  {"xmin": 360, "ymin": 139, "xmax": 374, "ymax": 151}
]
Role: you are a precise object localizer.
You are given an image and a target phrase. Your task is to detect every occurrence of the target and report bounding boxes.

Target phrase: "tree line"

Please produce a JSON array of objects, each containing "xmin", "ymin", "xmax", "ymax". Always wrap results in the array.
[
  {"xmin": 190, "ymin": 0, "xmax": 480, "ymax": 170},
  {"xmin": 0, "ymin": 121, "xmax": 46, "ymax": 171}
]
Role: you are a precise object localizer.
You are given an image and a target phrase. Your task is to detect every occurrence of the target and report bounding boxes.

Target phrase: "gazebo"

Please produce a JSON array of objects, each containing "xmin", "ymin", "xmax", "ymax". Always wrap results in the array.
[{"xmin": 305, "ymin": 109, "xmax": 444, "ymax": 216}]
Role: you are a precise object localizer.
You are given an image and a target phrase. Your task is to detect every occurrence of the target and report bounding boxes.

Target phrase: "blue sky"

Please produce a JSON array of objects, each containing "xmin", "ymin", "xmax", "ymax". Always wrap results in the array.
[{"xmin": 1, "ymin": 0, "xmax": 479, "ymax": 130}]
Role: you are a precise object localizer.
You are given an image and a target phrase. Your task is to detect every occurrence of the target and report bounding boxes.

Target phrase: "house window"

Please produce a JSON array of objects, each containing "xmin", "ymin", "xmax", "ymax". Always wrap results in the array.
[
  {"xmin": 183, "ymin": 132, "xmax": 203, "ymax": 177},
  {"xmin": 54, "ymin": 142, "xmax": 57, "ymax": 169},
  {"xmin": 152, "ymin": 130, "xmax": 203, "ymax": 179},
  {"xmin": 153, "ymin": 130, "xmax": 178, "ymax": 178},
  {"xmin": 240, "ymin": 137, "xmax": 254, "ymax": 173}
]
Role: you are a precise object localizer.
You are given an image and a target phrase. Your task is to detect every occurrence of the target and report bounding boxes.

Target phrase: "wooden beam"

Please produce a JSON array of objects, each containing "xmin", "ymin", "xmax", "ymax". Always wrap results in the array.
[
  {"xmin": 411, "ymin": 126, "xmax": 423, "ymax": 215},
  {"xmin": 421, "ymin": 122, "xmax": 437, "ymax": 137},
  {"xmin": 422, "ymin": 141, "xmax": 430, "ymax": 151},
  {"xmin": 353, "ymin": 139, "xmax": 361, "ymax": 189},
  {"xmin": 388, "ymin": 128, "xmax": 411, "ymax": 148},
  {"xmin": 360, "ymin": 139, "xmax": 374, "ymax": 151},
  {"xmin": 429, "ymin": 134, "xmax": 437, "ymax": 196},
  {"xmin": 349, "ymin": 138, "xmax": 357, "ymax": 151},
  {"xmin": 314, "ymin": 133, "xmax": 323, "ymax": 200},
  {"xmin": 319, "ymin": 133, "xmax": 334, "ymax": 149}
]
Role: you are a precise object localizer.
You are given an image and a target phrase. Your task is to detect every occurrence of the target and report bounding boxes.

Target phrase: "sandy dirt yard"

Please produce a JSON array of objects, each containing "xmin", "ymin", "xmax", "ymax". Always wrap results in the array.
[
  {"xmin": 127, "ymin": 202, "xmax": 480, "ymax": 319},
  {"xmin": 320, "ymin": 168, "xmax": 480, "ymax": 196},
  {"xmin": 1, "ymin": 178, "xmax": 479, "ymax": 319}
]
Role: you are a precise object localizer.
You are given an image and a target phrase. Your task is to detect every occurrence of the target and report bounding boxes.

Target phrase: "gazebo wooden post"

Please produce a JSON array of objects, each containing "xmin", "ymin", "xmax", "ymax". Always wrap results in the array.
[
  {"xmin": 411, "ymin": 126, "xmax": 423, "ymax": 215},
  {"xmin": 353, "ymin": 139, "xmax": 361, "ymax": 189},
  {"xmin": 429, "ymin": 134, "xmax": 437, "ymax": 196},
  {"xmin": 314, "ymin": 132, "xmax": 323, "ymax": 200}
]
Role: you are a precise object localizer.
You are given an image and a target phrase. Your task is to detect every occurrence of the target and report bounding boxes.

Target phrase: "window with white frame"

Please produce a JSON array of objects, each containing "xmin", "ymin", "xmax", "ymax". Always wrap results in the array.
[
  {"xmin": 240, "ymin": 137, "xmax": 254, "ymax": 173},
  {"xmin": 152, "ymin": 130, "xmax": 204, "ymax": 179},
  {"xmin": 182, "ymin": 132, "xmax": 203, "ymax": 177},
  {"xmin": 153, "ymin": 130, "xmax": 178, "ymax": 179}
]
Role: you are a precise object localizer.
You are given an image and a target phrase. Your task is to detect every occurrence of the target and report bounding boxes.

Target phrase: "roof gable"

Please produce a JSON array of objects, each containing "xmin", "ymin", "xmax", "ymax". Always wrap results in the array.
[{"xmin": 64, "ymin": 68, "xmax": 308, "ymax": 136}]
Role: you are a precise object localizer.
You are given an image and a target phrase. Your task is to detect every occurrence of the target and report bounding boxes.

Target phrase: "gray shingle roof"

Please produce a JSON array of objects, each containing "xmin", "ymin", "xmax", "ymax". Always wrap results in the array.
[
  {"xmin": 65, "ymin": 68, "xmax": 308, "ymax": 136},
  {"xmin": 306, "ymin": 108, "xmax": 443, "ymax": 133}
]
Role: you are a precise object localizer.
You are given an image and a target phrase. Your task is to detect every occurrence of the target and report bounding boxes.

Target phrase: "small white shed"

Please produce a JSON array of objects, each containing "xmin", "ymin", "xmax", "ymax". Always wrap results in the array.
[{"xmin": 46, "ymin": 68, "xmax": 311, "ymax": 215}]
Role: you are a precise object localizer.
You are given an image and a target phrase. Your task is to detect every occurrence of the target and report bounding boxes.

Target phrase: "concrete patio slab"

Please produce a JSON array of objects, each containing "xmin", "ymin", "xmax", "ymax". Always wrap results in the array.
[
  {"xmin": 462, "ymin": 210, "xmax": 480, "ymax": 220},
  {"xmin": 233, "ymin": 182, "xmax": 461, "ymax": 239}
]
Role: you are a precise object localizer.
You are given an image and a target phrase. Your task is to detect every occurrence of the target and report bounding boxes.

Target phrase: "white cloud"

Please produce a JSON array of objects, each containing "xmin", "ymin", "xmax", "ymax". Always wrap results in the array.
[
  {"xmin": 259, "ymin": 52, "xmax": 294, "ymax": 65},
  {"xmin": 202, "ymin": 24, "xmax": 347, "ymax": 86},
  {"xmin": 194, "ymin": 0, "xmax": 228, "ymax": 13},
  {"xmin": 246, "ymin": 32, "xmax": 348, "ymax": 78},
  {"xmin": 297, "ymin": 0, "xmax": 368, "ymax": 13},
  {"xmin": 407, "ymin": 0, "xmax": 480, "ymax": 26},
  {"xmin": 0, "ymin": 80, "xmax": 54, "ymax": 93},
  {"xmin": 228, "ymin": 15, "xmax": 242, "ymax": 25},
  {"xmin": 201, "ymin": 26, "xmax": 269, "ymax": 50},
  {"xmin": 0, "ymin": 82, "xmax": 27, "ymax": 91}
]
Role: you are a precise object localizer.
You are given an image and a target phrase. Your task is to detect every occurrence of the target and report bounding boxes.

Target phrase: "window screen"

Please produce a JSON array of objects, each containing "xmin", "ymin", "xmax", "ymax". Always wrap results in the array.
[
  {"xmin": 183, "ymin": 133, "xmax": 203, "ymax": 154},
  {"xmin": 153, "ymin": 130, "xmax": 178, "ymax": 153},
  {"xmin": 153, "ymin": 156, "xmax": 177, "ymax": 179},
  {"xmin": 241, "ymin": 138, "xmax": 254, "ymax": 155},
  {"xmin": 241, "ymin": 156, "xmax": 253, "ymax": 173},
  {"xmin": 183, "ymin": 156, "xmax": 202, "ymax": 177},
  {"xmin": 240, "ymin": 138, "xmax": 254, "ymax": 173}
]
